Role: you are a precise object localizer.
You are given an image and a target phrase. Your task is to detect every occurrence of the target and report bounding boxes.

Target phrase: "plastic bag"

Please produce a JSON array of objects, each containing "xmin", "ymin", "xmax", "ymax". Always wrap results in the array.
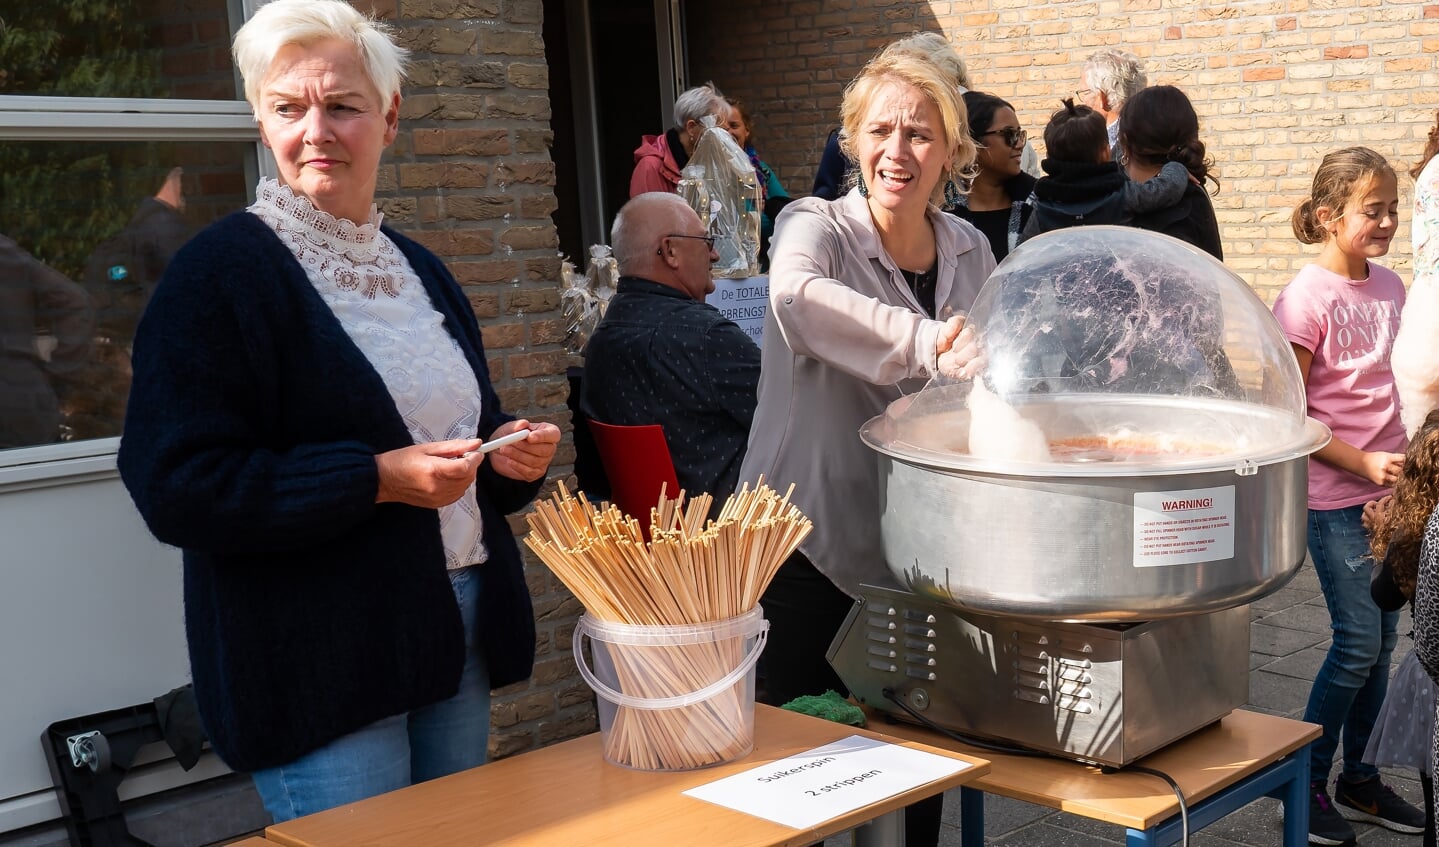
[
  {"xmin": 561, "ymin": 244, "xmax": 618, "ymax": 353},
  {"xmin": 677, "ymin": 117, "xmax": 761, "ymax": 279}
]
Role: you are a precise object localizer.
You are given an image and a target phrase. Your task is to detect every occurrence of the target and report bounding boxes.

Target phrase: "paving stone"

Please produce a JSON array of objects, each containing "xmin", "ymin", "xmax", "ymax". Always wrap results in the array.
[
  {"xmin": 1250, "ymin": 621, "xmax": 1326, "ymax": 657},
  {"xmin": 1246, "ymin": 667, "xmax": 1313, "ymax": 715},
  {"xmin": 1250, "ymin": 586, "xmax": 1313, "ymax": 614},
  {"xmin": 1254, "ymin": 602, "xmax": 1335, "ymax": 635},
  {"xmin": 1261, "ymin": 645, "xmax": 1329, "ymax": 680},
  {"xmin": 988, "ymin": 821, "xmax": 1120, "ymax": 846}
]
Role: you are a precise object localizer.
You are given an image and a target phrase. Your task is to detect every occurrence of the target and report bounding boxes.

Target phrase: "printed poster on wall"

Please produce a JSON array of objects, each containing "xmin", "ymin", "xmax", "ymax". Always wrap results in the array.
[
  {"xmin": 707, "ymin": 275, "xmax": 767, "ymax": 346},
  {"xmin": 1132, "ymin": 485, "xmax": 1236, "ymax": 567}
]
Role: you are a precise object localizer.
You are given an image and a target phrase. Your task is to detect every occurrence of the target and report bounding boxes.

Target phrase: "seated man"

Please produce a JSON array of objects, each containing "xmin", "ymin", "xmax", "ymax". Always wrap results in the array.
[{"xmin": 582, "ymin": 192, "xmax": 760, "ymax": 510}]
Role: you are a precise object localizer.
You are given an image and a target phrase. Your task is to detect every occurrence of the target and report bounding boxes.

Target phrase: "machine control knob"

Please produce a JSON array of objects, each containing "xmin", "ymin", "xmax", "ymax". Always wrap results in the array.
[{"xmin": 908, "ymin": 688, "xmax": 930, "ymax": 710}]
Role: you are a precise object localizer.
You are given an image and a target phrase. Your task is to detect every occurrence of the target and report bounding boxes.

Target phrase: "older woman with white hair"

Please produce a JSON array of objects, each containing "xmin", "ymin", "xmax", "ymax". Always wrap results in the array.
[
  {"xmin": 116, "ymin": 0, "xmax": 559, "ymax": 822},
  {"xmin": 630, "ymin": 81, "xmax": 731, "ymax": 196}
]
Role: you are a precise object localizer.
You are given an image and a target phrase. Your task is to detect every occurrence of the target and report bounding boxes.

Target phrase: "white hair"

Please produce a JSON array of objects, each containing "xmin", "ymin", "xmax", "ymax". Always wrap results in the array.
[
  {"xmin": 1083, "ymin": 49, "xmax": 1146, "ymax": 109},
  {"xmin": 672, "ymin": 82, "xmax": 729, "ymax": 128},
  {"xmin": 233, "ymin": 0, "xmax": 409, "ymax": 115},
  {"xmin": 611, "ymin": 192, "xmax": 694, "ymax": 272}
]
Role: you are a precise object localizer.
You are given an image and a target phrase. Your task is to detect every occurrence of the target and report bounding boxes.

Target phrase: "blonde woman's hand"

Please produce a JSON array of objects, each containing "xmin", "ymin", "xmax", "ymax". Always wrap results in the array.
[
  {"xmin": 487, "ymin": 419, "xmax": 561, "ymax": 482},
  {"xmin": 375, "ymin": 439, "xmax": 485, "ymax": 507},
  {"xmin": 936, "ymin": 314, "xmax": 984, "ymax": 379}
]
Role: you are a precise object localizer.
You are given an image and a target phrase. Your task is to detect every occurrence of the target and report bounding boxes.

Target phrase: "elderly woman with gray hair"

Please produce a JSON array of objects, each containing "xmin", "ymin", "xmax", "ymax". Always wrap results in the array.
[
  {"xmin": 630, "ymin": 82, "xmax": 731, "ymax": 196},
  {"xmin": 1078, "ymin": 48, "xmax": 1147, "ymax": 158},
  {"xmin": 116, "ymin": 0, "xmax": 559, "ymax": 822}
]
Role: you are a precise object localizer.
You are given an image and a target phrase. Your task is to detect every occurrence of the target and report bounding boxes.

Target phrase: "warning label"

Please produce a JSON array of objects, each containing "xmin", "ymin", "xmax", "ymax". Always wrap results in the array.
[{"xmin": 1132, "ymin": 485, "xmax": 1235, "ymax": 568}]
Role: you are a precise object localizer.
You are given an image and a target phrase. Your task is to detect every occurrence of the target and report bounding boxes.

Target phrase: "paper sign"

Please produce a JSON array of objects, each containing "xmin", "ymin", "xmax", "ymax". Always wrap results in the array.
[
  {"xmin": 682, "ymin": 734, "xmax": 971, "ymax": 830},
  {"xmin": 706, "ymin": 275, "xmax": 768, "ymax": 346},
  {"xmin": 1132, "ymin": 485, "xmax": 1236, "ymax": 567}
]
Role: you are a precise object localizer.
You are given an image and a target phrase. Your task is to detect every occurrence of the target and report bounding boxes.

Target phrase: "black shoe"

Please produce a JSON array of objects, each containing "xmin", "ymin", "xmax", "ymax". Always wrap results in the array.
[
  {"xmin": 1309, "ymin": 782, "xmax": 1357, "ymax": 845},
  {"xmin": 1334, "ymin": 774, "xmax": 1426, "ymax": 834}
]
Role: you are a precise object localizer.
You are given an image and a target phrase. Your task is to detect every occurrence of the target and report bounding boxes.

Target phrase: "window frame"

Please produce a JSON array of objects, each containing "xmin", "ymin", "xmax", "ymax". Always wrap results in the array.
[{"xmin": 0, "ymin": 62, "xmax": 263, "ymax": 483}]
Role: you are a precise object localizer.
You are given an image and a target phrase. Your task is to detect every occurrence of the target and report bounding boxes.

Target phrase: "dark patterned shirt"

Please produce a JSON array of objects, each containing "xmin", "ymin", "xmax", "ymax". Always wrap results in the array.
[{"xmin": 581, "ymin": 276, "xmax": 761, "ymax": 508}]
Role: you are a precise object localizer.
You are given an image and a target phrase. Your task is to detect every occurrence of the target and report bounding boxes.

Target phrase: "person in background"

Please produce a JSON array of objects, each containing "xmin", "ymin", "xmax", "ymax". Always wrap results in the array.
[
  {"xmin": 741, "ymin": 38, "xmax": 990, "ymax": 847},
  {"xmin": 945, "ymin": 90, "xmax": 1035, "ymax": 263},
  {"xmin": 1366, "ymin": 410, "xmax": 1439, "ymax": 847},
  {"xmin": 1119, "ymin": 85, "xmax": 1224, "ymax": 260},
  {"xmin": 1078, "ymin": 48, "xmax": 1146, "ymax": 160},
  {"xmin": 117, "ymin": 0, "xmax": 559, "ymax": 823},
  {"xmin": 0, "ymin": 234, "xmax": 93, "ymax": 449},
  {"xmin": 811, "ymin": 32, "xmax": 972, "ymax": 202},
  {"xmin": 1393, "ymin": 111, "xmax": 1439, "ymax": 439},
  {"xmin": 1272, "ymin": 146, "xmax": 1424, "ymax": 846},
  {"xmin": 1019, "ymin": 98, "xmax": 1188, "ymax": 241},
  {"xmin": 630, "ymin": 82, "xmax": 730, "ymax": 197},
  {"xmin": 725, "ymin": 97, "xmax": 792, "ymax": 271},
  {"xmin": 582, "ymin": 192, "xmax": 760, "ymax": 512}
]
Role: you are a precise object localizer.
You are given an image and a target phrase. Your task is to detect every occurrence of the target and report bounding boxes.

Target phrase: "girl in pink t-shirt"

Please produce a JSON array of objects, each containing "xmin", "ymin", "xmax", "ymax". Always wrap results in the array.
[{"xmin": 1272, "ymin": 147, "xmax": 1421, "ymax": 845}]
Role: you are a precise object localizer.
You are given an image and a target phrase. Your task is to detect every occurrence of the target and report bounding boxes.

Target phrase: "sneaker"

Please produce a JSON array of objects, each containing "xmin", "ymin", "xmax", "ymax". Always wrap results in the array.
[
  {"xmin": 1309, "ymin": 782, "xmax": 1357, "ymax": 845},
  {"xmin": 1334, "ymin": 774, "xmax": 1426, "ymax": 834}
]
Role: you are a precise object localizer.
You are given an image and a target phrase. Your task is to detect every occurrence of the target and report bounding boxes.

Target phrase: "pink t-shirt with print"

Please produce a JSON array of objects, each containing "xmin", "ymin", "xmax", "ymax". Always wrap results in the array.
[{"xmin": 1272, "ymin": 261, "xmax": 1407, "ymax": 510}]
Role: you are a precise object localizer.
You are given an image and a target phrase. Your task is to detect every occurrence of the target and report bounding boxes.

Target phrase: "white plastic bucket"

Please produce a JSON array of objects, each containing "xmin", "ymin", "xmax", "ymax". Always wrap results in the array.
[{"xmin": 574, "ymin": 607, "xmax": 768, "ymax": 771}]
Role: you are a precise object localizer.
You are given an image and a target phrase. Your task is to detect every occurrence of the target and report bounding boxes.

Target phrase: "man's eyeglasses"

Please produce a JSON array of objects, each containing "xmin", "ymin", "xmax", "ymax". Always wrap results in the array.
[
  {"xmin": 977, "ymin": 128, "xmax": 1027, "ymax": 148},
  {"xmin": 657, "ymin": 233, "xmax": 716, "ymax": 255},
  {"xmin": 1075, "ymin": 88, "xmax": 1094, "ymax": 99}
]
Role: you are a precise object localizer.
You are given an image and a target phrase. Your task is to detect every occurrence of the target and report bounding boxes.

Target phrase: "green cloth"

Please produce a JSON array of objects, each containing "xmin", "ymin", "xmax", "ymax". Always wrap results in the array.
[{"xmin": 780, "ymin": 690, "xmax": 866, "ymax": 727}]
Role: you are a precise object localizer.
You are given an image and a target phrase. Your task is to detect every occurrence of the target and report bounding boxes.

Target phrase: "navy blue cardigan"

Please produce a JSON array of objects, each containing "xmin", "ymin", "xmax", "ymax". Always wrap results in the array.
[{"xmin": 118, "ymin": 212, "xmax": 539, "ymax": 772}]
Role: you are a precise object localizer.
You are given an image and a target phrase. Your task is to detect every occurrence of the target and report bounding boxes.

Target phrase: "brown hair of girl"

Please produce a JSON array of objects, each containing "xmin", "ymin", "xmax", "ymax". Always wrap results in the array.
[{"xmin": 1291, "ymin": 146, "xmax": 1395, "ymax": 245}]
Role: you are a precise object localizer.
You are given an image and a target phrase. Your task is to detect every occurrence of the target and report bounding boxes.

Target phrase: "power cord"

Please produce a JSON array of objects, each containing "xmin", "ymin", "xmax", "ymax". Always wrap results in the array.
[{"xmin": 880, "ymin": 688, "xmax": 1191, "ymax": 847}]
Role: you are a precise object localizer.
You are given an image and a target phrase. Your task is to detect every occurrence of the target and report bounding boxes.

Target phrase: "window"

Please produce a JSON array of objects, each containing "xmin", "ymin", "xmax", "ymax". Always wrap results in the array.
[{"xmin": 0, "ymin": 0, "xmax": 261, "ymax": 458}]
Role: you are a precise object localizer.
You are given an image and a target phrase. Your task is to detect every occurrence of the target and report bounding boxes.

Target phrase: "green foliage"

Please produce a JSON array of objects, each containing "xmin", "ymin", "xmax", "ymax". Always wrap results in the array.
[{"xmin": 0, "ymin": 0, "xmax": 168, "ymax": 277}]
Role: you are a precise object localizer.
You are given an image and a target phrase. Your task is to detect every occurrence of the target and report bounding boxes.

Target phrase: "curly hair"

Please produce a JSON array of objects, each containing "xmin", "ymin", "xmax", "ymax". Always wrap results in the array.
[
  {"xmin": 1119, "ymin": 85, "xmax": 1216, "ymax": 189},
  {"xmin": 1414, "ymin": 109, "xmax": 1439, "ymax": 180},
  {"xmin": 1371, "ymin": 408, "xmax": 1439, "ymax": 599}
]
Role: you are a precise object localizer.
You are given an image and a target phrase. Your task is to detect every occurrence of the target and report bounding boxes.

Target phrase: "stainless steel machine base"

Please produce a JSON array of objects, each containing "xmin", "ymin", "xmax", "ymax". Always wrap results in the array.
[{"xmin": 828, "ymin": 585, "xmax": 1250, "ymax": 767}]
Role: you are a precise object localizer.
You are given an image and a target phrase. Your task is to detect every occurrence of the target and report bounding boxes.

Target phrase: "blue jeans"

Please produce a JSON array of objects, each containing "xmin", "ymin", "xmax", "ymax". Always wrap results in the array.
[
  {"xmin": 251, "ymin": 565, "xmax": 491, "ymax": 822},
  {"xmin": 1304, "ymin": 505, "xmax": 1398, "ymax": 783}
]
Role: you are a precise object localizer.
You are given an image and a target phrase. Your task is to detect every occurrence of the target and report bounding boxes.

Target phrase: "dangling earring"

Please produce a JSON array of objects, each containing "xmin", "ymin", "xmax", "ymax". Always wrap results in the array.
[
  {"xmin": 944, "ymin": 177, "xmax": 961, "ymax": 209},
  {"xmin": 858, "ymin": 177, "xmax": 869, "ymax": 198}
]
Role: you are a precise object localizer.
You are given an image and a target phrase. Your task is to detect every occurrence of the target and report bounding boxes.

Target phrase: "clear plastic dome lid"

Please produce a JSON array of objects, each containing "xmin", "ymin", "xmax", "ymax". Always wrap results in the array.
[{"xmin": 868, "ymin": 226, "xmax": 1326, "ymax": 475}]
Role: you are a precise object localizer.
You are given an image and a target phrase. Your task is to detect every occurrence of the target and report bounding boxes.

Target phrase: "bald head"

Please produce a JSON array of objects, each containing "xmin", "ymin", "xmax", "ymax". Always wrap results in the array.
[{"xmin": 610, "ymin": 192, "xmax": 716, "ymax": 301}]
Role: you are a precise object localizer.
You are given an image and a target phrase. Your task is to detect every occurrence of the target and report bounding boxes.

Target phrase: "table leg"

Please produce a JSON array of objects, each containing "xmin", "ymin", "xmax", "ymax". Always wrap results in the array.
[
  {"xmin": 959, "ymin": 787, "xmax": 984, "ymax": 847},
  {"xmin": 854, "ymin": 808, "xmax": 905, "ymax": 847},
  {"xmin": 1279, "ymin": 745, "xmax": 1311, "ymax": 847}
]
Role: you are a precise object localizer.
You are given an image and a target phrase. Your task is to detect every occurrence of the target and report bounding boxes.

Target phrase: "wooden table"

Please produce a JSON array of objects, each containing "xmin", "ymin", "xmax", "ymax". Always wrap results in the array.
[
  {"xmin": 870, "ymin": 709, "xmax": 1319, "ymax": 847},
  {"xmin": 264, "ymin": 704, "xmax": 990, "ymax": 847}
]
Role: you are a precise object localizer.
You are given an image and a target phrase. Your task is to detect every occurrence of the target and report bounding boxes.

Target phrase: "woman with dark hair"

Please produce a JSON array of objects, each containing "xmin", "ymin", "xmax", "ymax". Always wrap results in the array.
[
  {"xmin": 946, "ymin": 90, "xmax": 1035, "ymax": 262},
  {"xmin": 1119, "ymin": 85, "xmax": 1224, "ymax": 260}
]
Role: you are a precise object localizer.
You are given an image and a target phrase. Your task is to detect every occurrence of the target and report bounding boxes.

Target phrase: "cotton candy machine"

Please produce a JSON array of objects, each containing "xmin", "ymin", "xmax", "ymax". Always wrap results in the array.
[{"xmin": 829, "ymin": 227, "xmax": 1329, "ymax": 765}]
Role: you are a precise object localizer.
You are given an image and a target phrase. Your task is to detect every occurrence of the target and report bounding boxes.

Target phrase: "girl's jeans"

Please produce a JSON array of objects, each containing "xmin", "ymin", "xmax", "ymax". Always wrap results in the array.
[
  {"xmin": 1304, "ymin": 505, "xmax": 1398, "ymax": 783},
  {"xmin": 251, "ymin": 565, "xmax": 491, "ymax": 822}
]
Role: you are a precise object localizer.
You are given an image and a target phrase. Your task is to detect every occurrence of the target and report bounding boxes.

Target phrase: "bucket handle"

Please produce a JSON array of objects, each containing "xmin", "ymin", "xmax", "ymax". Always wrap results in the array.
[{"xmin": 573, "ymin": 619, "xmax": 769, "ymax": 711}]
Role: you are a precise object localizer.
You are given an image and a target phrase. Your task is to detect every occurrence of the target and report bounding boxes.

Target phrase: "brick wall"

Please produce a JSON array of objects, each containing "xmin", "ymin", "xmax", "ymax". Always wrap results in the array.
[
  {"xmin": 377, "ymin": 0, "xmax": 594, "ymax": 756},
  {"xmin": 690, "ymin": 0, "xmax": 1439, "ymax": 304}
]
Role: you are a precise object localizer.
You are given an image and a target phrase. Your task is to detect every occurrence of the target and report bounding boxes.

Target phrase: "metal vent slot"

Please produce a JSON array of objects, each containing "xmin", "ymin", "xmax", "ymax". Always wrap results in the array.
[
  {"xmin": 1056, "ymin": 665, "xmax": 1091, "ymax": 683},
  {"xmin": 867, "ymin": 659, "xmax": 898, "ymax": 673},
  {"xmin": 1056, "ymin": 694, "xmax": 1092, "ymax": 714},
  {"xmin": 1055, "ymin": 656, "xmax": 1093, "ymax": 669},
  {"xmin": 903, "ymin": 624, "xmax": 937, "ymax": 637},
  {"xmin": 865, "ymin": 632, "xmax": 897, "ymax": 645},
  {"xmin": 867, "ymin": 645, "xmax": 897, "ymax": 659},
  {"xmin": 903, "ymin": 609, "xmax": 938, "ymax": 623},
  {"xmin": 904, "ymin": 638, "xmax": 937, "ymax": 652},
  {"xmin": 1013, "ymin": 658, "xmax": 1046, "ymax": 675},
  {"xmin": 866, "ymin": 616, "xmax": 897, "ymax": 630},
  {"xmin": 906, "ymin": 668, "xmax": 938, "ymax": 680},
  {"xmin": 904, "ymin": 653, "xmax": 937, "ymax": 666},
  {"xmin": 1014, "ymin": 689, "xmax": 1050, "ymax": 705},
  {"xmin": 865, "ymin": 602, "xmax": 896, "ymax": 615},
  {"xmin": 1055, "ymin": 680, "xmax": 1091, "ymax": 698}
]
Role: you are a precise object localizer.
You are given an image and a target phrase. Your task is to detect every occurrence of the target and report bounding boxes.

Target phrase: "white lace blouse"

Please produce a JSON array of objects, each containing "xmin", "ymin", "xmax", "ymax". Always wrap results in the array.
[{"xmin": 249, "ymin": 178, "xmax": 487, "ymax": 569}]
